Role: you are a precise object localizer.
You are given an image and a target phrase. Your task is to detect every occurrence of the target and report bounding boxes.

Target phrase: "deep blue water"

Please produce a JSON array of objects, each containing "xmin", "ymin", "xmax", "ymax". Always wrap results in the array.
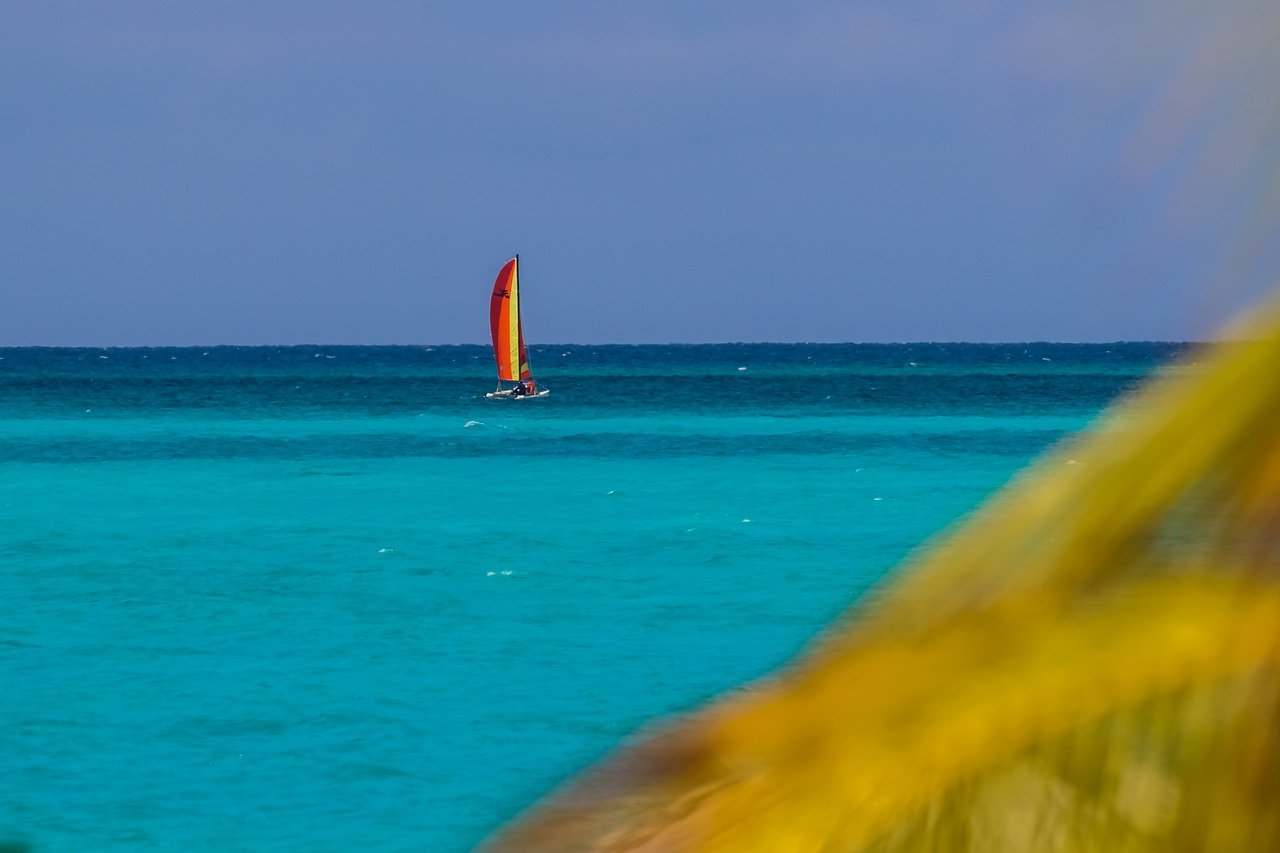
[{"xmin": 0, "ymin": 343, "xmax": 1187, "ymax": 850}]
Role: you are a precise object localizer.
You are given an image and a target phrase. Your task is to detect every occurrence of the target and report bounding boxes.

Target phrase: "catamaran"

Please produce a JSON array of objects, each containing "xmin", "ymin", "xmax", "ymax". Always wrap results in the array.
[{"xmin": 485, "ymin": 255, "xmax": 549, "ymax": 399}]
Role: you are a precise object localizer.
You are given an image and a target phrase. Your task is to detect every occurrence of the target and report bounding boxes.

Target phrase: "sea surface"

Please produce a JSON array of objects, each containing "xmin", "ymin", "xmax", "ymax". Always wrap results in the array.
[{"xmin": 0, "ymin": 342, "xmax": 1188, "ymax": 851}]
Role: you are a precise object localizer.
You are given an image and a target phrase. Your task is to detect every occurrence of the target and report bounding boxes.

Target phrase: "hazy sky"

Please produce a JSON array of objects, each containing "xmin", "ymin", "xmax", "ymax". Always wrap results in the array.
[{"xmin": 3, "ymin": 2, "xmax": 1277, "ymax": 345}]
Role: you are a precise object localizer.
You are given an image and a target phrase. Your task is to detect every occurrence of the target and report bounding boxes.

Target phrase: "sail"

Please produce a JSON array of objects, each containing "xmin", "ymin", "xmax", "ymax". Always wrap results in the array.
[{"xmin": 489, "ymin": 257, "xmax": 531, "ymax": 381}]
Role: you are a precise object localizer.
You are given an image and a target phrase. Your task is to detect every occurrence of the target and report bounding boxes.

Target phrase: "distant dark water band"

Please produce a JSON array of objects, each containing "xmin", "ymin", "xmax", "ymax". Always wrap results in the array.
[
  {"xmin": 0, "ymin": 429, "xmax": 1071, "ymax": 464},
  {"xmin": 0, "ymin": 374, "xmax": 1145, "ymax": 416},
  {"xmin": 0, "ymin": 342, "xmax": 1192, "ymax": 365}
]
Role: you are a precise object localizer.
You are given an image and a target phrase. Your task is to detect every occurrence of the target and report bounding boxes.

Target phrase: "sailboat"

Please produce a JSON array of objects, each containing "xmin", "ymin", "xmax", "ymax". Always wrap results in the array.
[{"xmin": 485, "ymin": 255, "xmax": 549, "ymax": 399}]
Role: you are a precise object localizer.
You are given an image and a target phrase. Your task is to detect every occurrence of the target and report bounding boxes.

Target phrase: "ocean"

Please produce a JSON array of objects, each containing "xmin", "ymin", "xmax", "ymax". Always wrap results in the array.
[{"xmin": 0, "ymin": 342, "xmax": 1186, "ymax": 851}]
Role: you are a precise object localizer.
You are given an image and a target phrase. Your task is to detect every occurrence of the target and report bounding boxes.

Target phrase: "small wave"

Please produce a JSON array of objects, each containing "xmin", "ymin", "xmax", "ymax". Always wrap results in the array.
[
  {"xmin": 344, "ymin": 762, "xmax": 417, "ymax": 780},
  {"xmin": 464, "ymin": 420, "xmax": 483, "ymax": 428}
]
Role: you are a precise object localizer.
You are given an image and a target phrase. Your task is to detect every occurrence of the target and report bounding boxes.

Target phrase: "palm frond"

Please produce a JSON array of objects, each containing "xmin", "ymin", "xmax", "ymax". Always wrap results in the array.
[{"xmin": 489, "ymin": 300, "xmax": 1280, "ymax": 852}]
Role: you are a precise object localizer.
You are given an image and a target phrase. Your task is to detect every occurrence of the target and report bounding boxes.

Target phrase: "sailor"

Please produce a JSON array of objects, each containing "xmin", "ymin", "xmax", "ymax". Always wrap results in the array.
[{"xmin": 514, "ymin": 380, "xmax": 529, "ymax": 396}]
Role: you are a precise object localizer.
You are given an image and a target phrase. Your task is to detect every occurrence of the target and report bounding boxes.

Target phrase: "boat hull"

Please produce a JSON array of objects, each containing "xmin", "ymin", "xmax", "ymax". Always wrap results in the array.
[{"xmin": 485, "ymin": 390, "xmax": 551, "ymax": 400}]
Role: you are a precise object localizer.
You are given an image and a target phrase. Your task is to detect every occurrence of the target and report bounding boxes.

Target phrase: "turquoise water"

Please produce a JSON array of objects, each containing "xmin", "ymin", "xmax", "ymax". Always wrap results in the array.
[{"xmin": 1, "ymin": 343, "xmax": 1184, "ymax": 851}]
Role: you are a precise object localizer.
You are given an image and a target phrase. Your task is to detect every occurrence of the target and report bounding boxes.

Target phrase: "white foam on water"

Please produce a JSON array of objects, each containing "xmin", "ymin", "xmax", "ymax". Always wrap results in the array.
[
  {"xmin": 873, "ymin": 497, "xmax": 883, "ymax": 501},
  {"xmin": 378, "ymin": 548, "xmax": 395, "ymax": 554},
  {"xmin": 464, "ymin": 420, "xmax": 483, "ymax": 428},
  {"xmin": 737, "ymin": 366, "xmax": 747, "ymax": 371},
  {"xmin": 742, "ymin": 518, "xmax": 752, "ymax": 523},
  {"xmin": 607, "ymin": 490, "xmax": 615, "ymax": 495}
]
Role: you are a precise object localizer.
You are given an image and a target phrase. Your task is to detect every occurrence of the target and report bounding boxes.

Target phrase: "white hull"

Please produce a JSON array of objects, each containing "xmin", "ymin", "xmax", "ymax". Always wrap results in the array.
[{"xmin": 485, "ymin": 390, "xmax": 551, "ymax": 399}]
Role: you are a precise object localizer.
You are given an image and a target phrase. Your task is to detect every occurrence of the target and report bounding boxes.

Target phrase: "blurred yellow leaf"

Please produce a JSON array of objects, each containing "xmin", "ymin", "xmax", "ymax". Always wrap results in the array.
[{"xmin": 488, "ymin": 300, "xmax": 1280, "ymax": 852}]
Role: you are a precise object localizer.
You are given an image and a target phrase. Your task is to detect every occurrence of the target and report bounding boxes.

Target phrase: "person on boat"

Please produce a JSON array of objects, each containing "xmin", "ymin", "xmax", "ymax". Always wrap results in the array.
[{"xmin": 513, "ymin": 380, "xmax": 529, "ymax": 396}]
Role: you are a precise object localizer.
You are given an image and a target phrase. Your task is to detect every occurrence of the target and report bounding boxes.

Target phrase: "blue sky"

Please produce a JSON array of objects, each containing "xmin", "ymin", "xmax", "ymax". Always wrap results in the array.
[{"xmin": 3, "ymin": 2, "xmax": 1277, "ymax": 344}]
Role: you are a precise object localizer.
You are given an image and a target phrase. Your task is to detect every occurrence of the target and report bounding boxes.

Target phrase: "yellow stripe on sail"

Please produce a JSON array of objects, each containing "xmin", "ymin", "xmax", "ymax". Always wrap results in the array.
[{"xmin": 507, "ymin": 259, "xmax": 521, "ymax": 378}]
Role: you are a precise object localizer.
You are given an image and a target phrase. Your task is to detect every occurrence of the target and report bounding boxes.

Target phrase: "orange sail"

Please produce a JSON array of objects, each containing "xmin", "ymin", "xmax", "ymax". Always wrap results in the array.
[{"xmin": 489, "ymin": 257, "xmax": 531, "ymax": 382}]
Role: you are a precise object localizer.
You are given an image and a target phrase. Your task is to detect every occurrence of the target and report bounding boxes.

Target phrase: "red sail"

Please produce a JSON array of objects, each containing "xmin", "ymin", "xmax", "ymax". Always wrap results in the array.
[{"xmin": 489, "ymin": 257, "xmax": 532, "ymax": 382}]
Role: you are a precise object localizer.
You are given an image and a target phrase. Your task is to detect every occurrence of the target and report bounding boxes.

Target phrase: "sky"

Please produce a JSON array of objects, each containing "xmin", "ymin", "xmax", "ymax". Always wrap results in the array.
[{"xmin": 2, "ymin": 1, "xmax": 1278, "ymax": 345}]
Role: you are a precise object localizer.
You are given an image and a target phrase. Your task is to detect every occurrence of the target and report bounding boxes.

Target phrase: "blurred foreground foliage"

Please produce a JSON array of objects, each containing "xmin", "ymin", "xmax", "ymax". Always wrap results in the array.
[{"xmin": 489, "ymin": 300, "xmax": 1280, "ymax": 851}]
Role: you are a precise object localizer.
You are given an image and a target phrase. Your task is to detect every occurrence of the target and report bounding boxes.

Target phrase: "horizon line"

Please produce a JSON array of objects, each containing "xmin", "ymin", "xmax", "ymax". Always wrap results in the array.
[{"xmin": 0, "ymin": 339, "xmax": 1206, "ymax": 349}]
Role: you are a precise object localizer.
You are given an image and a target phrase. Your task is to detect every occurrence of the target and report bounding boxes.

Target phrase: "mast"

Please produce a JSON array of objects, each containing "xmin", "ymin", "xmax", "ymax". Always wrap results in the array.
[{"xmin": 517, "ymin": 253, "xmax": 532, "ymax": 380}]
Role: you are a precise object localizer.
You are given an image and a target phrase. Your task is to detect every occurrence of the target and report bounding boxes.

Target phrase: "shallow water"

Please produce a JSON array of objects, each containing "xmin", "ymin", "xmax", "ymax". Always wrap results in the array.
[{"xmin": 0, "ymin": 343, "xmax": 1185, "ymax": 850}]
